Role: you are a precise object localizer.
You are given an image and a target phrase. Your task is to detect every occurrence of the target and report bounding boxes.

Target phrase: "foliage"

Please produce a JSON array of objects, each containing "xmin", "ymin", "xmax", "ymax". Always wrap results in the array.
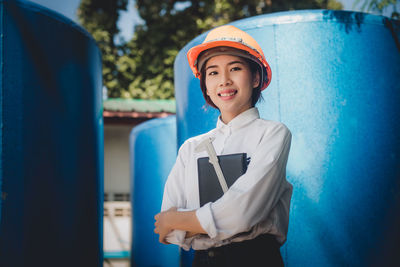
[
  {"xmin": 78, "ymin": 0, "xmax": 343, "ymax": 99},
  {"xmin": 354, "ymin": 0, "xmax": 399, "ymax": 19},
  {"xmin": 77, "ymin": 0, "xmax": 129, "ymax": 98}
]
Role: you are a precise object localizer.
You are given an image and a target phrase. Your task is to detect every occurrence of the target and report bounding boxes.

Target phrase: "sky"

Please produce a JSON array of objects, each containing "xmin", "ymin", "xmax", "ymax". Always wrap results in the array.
[
  {"xmin": 28, "ymin": 0, "xmax": 397, "ymax": 42},
  {"xmin": 28, "ymin": 0, "xmax": 142, "ymax": 43}
]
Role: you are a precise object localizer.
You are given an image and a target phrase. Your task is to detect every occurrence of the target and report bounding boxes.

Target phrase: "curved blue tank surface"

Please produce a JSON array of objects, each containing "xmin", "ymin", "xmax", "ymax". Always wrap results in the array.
[
  {"xmin": 174, "ymin": 10, "xmax": 400, "ymax": 267},
  {"xmin": 0, "ymin": 0, "xmax": 103, "ymax": 266},
  {"xmin": 130, "ymin": 115, "xmax": 180, "ymax": 267}
]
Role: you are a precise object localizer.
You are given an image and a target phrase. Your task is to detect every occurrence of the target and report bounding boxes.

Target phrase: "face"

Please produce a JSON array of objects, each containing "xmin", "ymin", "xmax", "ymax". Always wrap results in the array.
[{"xmin": 204, "ymin": 54, "xmax": 260, "ymax": 123}]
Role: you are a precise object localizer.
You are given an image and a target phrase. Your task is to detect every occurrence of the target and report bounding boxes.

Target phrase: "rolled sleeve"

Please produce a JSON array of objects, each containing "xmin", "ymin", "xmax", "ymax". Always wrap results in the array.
[
  {"xmin": 165, "ymin": 230, "xmax": 192, "ymax": 250},
  {"xmin": 196, "ymin": 202, "xmax": 218, "ymax": 238}
]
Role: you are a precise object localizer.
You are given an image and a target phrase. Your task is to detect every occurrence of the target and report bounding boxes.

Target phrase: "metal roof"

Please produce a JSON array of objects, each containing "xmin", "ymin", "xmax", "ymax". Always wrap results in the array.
[{"xmin": 103, "ymin": 98, "xmax": 176, "ymax": 113}]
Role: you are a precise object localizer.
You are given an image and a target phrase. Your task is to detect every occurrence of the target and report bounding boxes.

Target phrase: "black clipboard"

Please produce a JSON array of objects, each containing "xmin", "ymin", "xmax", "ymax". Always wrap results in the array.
[{"xmin": 197, "ymin": 153, "xmax": 248, "ymax": 207}]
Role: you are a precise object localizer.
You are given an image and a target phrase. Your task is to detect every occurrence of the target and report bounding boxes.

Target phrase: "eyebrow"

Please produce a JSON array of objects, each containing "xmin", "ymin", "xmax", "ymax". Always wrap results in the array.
[{"xmin": 205, "ymin": 60, "xmax": 246, "ymax": 71}]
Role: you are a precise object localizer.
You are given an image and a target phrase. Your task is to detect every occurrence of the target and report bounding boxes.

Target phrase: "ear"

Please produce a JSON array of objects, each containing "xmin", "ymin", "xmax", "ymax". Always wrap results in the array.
[
  {"xmin": 252, "ymin": 71, "xmax": 261, "ymax": 89},
  {"xmin": 206, "ymin": 89, "xmax": 210, "ymax": 96}
]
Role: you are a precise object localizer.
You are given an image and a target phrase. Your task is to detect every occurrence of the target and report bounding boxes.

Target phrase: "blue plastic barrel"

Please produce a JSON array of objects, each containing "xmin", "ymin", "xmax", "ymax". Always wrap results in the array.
[
  {"xmin": 0, "ymin": 0, "xmax": 103, "ymax": 266},
  {"xmin": 174, "ymin": 10, "xmax": 400, "ymax": 267},
  {"xmin": 130, "ymin": 115, "xmax": 180, "ymax": 267}
]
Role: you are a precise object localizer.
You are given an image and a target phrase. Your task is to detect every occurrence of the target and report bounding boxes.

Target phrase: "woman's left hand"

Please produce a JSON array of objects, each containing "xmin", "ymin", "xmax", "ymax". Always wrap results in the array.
[{"xmin": 154, "ymin": 207, "xmax": 177, "ymax": 244}]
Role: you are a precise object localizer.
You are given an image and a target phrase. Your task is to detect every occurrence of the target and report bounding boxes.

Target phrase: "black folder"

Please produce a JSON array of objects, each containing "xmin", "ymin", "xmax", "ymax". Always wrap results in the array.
[{"xmin": 197, "ymin": 153, "xmax": 248, "ymax": 207}]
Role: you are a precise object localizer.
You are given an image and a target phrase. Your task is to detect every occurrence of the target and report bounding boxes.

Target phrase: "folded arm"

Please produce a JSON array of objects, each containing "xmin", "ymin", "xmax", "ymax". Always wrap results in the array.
[{"xmin": 154, "ymin": 207, "xmax": 206, "ymax": 244}]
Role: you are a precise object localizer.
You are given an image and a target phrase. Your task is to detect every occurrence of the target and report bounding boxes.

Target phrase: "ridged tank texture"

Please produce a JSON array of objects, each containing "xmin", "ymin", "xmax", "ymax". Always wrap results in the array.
[{"xmin": 0, "ymin": 0, "xmax": 103, "ymax": 266}]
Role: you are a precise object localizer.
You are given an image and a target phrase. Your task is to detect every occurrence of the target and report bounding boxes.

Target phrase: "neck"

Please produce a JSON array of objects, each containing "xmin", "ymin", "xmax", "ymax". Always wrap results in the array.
[
  {"xmin": 220, "ymin": 114, "xmax": 234, "ymax": 124},
  {"xmin": 220, "ymin": 107, "xmax": 253, "ymax": 124}
]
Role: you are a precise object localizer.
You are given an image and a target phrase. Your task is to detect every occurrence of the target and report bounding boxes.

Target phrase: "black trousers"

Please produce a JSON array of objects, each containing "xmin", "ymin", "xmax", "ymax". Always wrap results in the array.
[{"xmin": 192, "ymin": 234, "xmax": 284, "ymax": 267}]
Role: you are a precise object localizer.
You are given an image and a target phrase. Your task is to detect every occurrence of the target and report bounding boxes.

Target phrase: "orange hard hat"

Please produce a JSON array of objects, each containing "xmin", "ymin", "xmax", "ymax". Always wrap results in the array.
[{"xmin": 187, "ymin": 25, "xmax": 272, "ymax": 91}]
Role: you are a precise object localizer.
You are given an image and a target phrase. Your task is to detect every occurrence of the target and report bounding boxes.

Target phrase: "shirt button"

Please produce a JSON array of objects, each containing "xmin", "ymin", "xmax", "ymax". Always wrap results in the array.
[{"xmin": 208, "ymin": 251, "xmax": 215, "ymax": 257}]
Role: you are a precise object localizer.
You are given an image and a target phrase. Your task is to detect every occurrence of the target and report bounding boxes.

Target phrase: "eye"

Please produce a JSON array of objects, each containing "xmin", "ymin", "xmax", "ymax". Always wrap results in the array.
[
  {"xmin": 230, "ymin": 66, "xmax": 242, "ymax": 72},
  {"xmin": 207, "ymin": 71, "xmax": 218, "ymax": 76}
]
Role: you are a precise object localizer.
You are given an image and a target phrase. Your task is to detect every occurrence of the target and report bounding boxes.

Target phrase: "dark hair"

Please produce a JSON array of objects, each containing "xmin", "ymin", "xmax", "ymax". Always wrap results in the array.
[{"xmin": 200, "ymin": 58, "xmax": 264, "ymax": 110}]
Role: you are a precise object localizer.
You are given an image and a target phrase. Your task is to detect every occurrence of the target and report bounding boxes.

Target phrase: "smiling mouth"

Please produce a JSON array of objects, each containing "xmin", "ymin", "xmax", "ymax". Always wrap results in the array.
[{"xmin": 218, "ymin": 90, "xmax": 237, "ymax": 97}]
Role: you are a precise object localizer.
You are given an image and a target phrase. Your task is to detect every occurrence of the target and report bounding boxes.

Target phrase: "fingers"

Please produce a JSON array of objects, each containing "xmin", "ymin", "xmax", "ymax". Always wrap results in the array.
[
  {"xmin": 154, "ymin": 210, "xmax": 175, "ymax": 244},
  {"xmin": 159, "ymin": 233, "xmax": 170, "ymax": 244},
  {"xmin": 154, "ymin": 222, "xmax": 171, "ymax": 244},
  {"xmin": 155, "ymin": 227, "xmax": 169, "ymax": 244},
  {"xmin": 154, "ymin": 220, "xmax": 159, "ymax": 233}
]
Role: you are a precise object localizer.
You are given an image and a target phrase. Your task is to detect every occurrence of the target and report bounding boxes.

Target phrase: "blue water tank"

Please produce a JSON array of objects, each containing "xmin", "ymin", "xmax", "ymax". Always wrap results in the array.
[
  {"xmin": 0, "ymin": 0, "xmax": 103, "ymax": 266},
  {"xmin": 130, "ymin": 115, "xmax": 180, "ymax": 267},
  {"xmin": 174, "ymin": 10, "xmax": 400, "ymax": 267}
]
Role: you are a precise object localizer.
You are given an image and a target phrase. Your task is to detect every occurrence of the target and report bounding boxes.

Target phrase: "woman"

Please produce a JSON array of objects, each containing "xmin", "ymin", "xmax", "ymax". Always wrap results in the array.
[{"xmin": 154, "ymin": 25, "xmax": 293, "ymax": 267}]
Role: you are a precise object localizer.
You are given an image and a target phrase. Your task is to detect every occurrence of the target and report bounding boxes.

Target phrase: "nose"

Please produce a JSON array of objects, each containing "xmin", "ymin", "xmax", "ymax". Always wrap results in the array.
[{"xmin": 219, "ymin": 70, "xmax": 232, "ymax": 87}]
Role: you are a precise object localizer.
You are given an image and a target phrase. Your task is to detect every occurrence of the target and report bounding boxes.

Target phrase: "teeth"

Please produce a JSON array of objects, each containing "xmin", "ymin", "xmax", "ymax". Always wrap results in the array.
[{"xmin": 220, "ymin": 92, "xmax": 235, "ymax": 97}]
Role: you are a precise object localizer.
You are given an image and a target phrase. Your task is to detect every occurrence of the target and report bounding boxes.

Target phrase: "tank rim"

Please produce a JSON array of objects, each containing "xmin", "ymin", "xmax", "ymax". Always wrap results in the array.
[
  {"xmin": 234, "ymin": 9, "xmax": 393, "ymax": 28},
  {"xmin": 1, "ymin": 0, "xmax": 97, "ymax": 44},
  {"xmin": 180, "ymin": 9, "xmax": 397, "ymax": 55}
]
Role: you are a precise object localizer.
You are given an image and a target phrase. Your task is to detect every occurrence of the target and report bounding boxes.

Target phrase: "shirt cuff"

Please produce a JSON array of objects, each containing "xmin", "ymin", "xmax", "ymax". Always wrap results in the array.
[
  {"xmin": 165, "ymin": 230, "xmax": 191, "ymax": 250},
  {"xmin": 196, "ymin": 202, "xmax": 218, "ymax": 239}
]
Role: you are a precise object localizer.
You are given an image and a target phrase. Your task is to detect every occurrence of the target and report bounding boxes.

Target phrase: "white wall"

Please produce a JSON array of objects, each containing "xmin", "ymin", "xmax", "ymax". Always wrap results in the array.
[
  {"xmin": 104, "ymin": 124, "xmax": 137, "ymax": 266},
  {"xmin": 104, "ymin": 124, "xmax": 134, "ymax": 197}
]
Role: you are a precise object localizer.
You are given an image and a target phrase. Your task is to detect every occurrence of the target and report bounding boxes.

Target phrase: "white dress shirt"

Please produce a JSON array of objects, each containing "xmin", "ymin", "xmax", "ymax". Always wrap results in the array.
[{"xmin": 161, "ymin": 107, "xmax": 293, "ymax": 251}]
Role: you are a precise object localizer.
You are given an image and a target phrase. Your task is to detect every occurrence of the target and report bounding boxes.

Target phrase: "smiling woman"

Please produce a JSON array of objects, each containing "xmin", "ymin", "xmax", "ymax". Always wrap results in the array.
[{"xmin": 154, "ymin": 25, "xmax": 293, "ymax": 267}]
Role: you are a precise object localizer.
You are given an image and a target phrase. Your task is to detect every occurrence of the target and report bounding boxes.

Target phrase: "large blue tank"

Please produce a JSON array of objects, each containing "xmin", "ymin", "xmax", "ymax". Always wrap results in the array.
[
  {"xmin": 130, "ymin": 115, "xmax": 180, "ymax": 267},
  {"xmin": 0, "ymin": 0, "xmax": 103, "ymax": 266},
  {"xmin": 174, "ymin": 10, "xmax": 400, "ymax": 267}
]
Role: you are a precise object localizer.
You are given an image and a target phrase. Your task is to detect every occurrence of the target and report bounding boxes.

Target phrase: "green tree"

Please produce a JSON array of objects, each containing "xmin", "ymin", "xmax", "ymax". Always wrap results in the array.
[
  {"xmin": 354, "ymin": 0, "xmax": 399, "ymax": 19},
  {"xmin": 78, "ymin": 0, "xmax": 343, "ymax": 99},
  {"xmin": 77, "ymin": 0, "xmax": 128, "ymax": 98}
]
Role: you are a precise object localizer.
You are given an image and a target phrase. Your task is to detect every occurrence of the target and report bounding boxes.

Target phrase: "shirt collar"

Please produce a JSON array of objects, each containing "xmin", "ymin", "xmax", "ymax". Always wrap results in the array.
[{"xmin": 216, "ymin": 107, "xmax": 260, "ymax": 131}]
